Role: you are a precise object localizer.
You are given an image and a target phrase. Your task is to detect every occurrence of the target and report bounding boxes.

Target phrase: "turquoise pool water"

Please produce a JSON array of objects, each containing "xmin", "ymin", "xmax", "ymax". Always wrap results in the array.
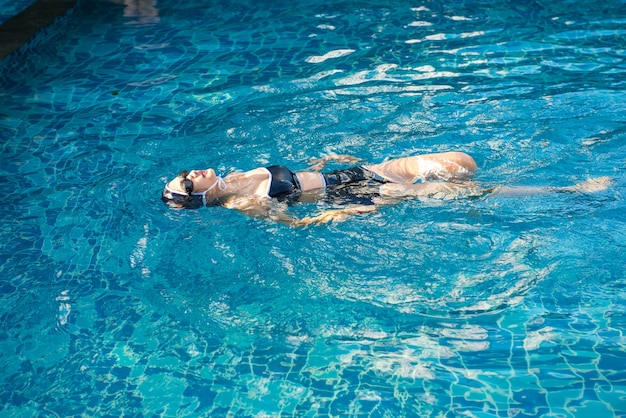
[{"xmin": 1, "ymin": 0, "xmax": 626, "ymax": 415}]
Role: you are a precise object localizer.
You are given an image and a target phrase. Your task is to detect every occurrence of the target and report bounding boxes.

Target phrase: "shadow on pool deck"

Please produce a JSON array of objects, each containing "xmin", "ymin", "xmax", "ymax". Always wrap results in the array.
[{"xmin": 0, "ymin": 0, "xmax": 76, "ymax": 60}]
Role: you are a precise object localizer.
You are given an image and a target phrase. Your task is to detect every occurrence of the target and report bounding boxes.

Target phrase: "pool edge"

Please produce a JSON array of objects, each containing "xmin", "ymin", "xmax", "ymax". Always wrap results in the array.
[{"xmin": 0, "ymin": 0, "xmax": 76, "ymax": 61}]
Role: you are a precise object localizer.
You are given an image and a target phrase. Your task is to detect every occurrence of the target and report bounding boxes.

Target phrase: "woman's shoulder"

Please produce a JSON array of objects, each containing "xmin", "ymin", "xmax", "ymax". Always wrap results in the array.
[
  {"xmin": 223, "ymin": 167, "xmax": 272, "ymax": 199},
  {"xmin": 225, "ymin": 167, "xmax": 270, "ymax": 179}
]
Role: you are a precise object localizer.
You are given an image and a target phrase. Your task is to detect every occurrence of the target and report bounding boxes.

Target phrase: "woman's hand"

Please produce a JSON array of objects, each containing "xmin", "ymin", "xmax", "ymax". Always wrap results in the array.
[
  {"xmin": 308, "ymin": 154, "xmax": 362, "ymax": 171},
  {"xmin": 230, "ymin": 198, "xmax": 376, "ymax": 226},
  {"xmin": 295, "ymin": 205, "xmax": 377, "ymax": 226}
]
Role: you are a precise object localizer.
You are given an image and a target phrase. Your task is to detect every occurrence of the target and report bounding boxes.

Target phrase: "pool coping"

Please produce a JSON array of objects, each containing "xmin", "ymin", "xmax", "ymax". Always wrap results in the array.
[{"xmin": 0, "ymin": 0, "xmax": 76, "ymax": 60}]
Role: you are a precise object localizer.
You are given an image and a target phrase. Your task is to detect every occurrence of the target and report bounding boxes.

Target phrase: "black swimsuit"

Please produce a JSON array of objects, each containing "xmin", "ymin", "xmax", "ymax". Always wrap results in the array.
[
  {"xmin": 321, "ymin": 166, "xmax": 389, "ymax": 187},
  {"xmin": 266, "ymin": 165, "xmax": 302, "ymax": 200},
  {"xmin": 266, "ymin": 165, "xmax": 389, "ymax": 205},
  {"xmin": 322, "ymin": 166, "xmax": 390, "ymax": 205}
]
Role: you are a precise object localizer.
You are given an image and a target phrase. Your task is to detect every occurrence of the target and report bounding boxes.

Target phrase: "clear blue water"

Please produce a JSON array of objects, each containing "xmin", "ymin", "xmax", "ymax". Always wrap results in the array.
[{"xmin": 1, "ymin": 0, "xmax": 626, "ymax": 416}]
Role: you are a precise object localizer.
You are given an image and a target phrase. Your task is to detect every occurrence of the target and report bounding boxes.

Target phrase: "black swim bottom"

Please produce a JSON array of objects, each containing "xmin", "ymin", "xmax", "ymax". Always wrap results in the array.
[
  {"xmin": 322, "ymin": 166, "xmax": 389, "ymax": 187},
  {"xmin": 322, "ymin": 166, "xmax": 390, "ymax": 206},
  {"xmin": 266, "ymin": 165, "xmax": 390, "ymax": 205}
]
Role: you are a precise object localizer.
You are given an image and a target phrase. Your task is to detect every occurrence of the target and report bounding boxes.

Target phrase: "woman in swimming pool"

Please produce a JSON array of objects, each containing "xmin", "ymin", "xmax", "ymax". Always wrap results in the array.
[{"xmin": 162, "ymin": 151, "xmax": 611, "ymax": 226}]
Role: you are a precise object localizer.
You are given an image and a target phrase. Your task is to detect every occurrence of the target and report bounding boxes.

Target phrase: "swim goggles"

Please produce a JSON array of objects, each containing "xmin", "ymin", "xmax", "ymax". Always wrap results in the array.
[{"xmin": 165, "ymin": 170, "xmax": 227, "ymax": 207}]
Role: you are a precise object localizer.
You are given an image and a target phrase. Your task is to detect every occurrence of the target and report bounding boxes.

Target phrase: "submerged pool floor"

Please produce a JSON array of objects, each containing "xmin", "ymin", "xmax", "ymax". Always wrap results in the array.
[{"xmin": 0, "ymin": 0, "xmax": 625, "ymax": 416}]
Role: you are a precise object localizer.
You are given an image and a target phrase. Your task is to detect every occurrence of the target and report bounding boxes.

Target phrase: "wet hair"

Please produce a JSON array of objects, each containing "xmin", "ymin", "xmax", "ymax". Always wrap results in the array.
[
  {"xmin": 161, "ymin": 186, "xmax": 205, "ymax": 209},
  {"xmin": 161, "ymin": 176, "xmax": 226, "ymax": 209}
]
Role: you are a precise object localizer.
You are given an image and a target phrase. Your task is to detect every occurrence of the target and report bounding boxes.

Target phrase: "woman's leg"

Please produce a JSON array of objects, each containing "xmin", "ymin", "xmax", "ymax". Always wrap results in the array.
[
  {"xmin": 491, "ymin": 177, "xmax": 613, "ymax": 197},
  {"xmin": 365, "ymin": 152, "xmax": 477, "ymax": 184},
  {"xmin": 379, "ymin": 181, "xmax": 488, "ymax": 199},
  {"xmin": 378, "ymin": 177, "xmax": 612, "ymax": 200}
]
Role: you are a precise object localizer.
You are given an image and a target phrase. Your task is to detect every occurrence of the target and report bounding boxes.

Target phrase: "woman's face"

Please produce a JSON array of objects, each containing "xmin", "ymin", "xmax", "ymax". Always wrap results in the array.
[{"xmin": 168, "ymin": 169, "xmax": 218, "ymax": 193}]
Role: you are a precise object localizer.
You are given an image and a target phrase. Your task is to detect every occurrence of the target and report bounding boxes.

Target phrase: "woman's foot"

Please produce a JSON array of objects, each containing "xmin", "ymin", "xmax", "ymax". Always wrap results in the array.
[{"xmin": 562, "ymin": 177, "xmax": 613, "ymax": 193}]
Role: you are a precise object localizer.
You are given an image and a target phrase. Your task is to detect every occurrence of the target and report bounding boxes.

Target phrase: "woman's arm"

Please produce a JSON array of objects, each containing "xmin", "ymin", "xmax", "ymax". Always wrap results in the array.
[
  {"xmin": 307, "ymin": 154, "xmax": 362, "ymax": 171},
  {"xmin": 296, "ymin": 205, "xmax": 378, "ymax": 226},
  {"xmin": 227, "ymin": 197, "xmax": 377, "ymax": 226}
]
